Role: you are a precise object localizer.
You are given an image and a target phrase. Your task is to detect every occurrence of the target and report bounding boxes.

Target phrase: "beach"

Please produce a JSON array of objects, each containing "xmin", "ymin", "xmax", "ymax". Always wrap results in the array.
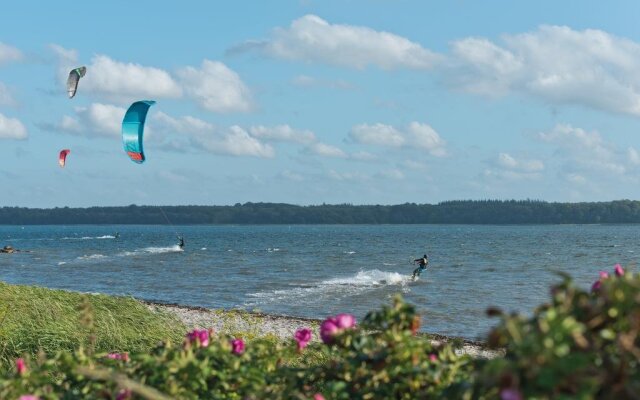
[{"xmin": 146, "ymin": 301, "xmax": 504, "ymax": 359}]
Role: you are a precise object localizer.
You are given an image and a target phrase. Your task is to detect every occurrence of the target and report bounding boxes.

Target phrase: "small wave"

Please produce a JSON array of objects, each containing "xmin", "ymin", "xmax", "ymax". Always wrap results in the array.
[
  {"xmin": 57, "ymin": 261, "xmax": 67, "ymax": 265},
  {"xmin": 201, "ymin": 247, "xmax": 207, "ymax": 250},
  {"xmin": 77, "ymin": 254, "xmax": 107, "ymax": 260},
  {"xmin": 246, "ymin": 269, "xmax": 409, "ymax": 306},
  {"xmin": 62, "ymin": 235, "xmax": 115, "ymax": 240},
  {"xmin": 267, "ymin": 248, "xmax": 280, "ymax": 252},
  {"xmin": 344, "ymin": 251, "xmax": 356, "ymax": 254},
  {"xmin": 382, "ymin": 262, "xmax": 397, "ymax": 266},
  {"xmin": 119, "ymin": 245, "xmax": 183, "ymax": 257}
]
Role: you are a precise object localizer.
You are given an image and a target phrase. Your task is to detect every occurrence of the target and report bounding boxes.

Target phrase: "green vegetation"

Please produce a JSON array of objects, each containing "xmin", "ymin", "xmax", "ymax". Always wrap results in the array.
[
  {"xmin": 0, "ymin": 282, "xmax": 185, "ymax": 371},
  {"xmin": 1, "ymin": 266, "xmax": 639, "ymax": 398},
  {"xmin": 4, "ymin": 199, "xmax": 640, "ymax": 224}
]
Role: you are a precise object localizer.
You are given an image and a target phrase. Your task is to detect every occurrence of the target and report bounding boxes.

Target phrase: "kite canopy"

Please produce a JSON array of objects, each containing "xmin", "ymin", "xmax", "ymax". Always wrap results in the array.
[
  {"xmin": 66, "ymin": 66, "xmax": 86, "ymax": 99},
  {"xmin": 122, "ymin": 100, "xmax": 156, "ymax": 164},
  {"xmin": 59, "ymin": 149, "xmax": 70, "ymax": 168}
]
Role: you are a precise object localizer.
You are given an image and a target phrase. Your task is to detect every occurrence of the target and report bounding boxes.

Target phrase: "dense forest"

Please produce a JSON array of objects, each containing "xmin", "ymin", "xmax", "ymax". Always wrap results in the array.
[{"xmin": 2, "ymin": 200, "xmax": 640, "ymax": 224}]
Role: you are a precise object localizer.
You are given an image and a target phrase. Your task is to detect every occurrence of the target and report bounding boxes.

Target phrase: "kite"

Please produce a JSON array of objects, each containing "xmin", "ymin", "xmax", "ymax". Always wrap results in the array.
[
  {"xmin": 122, "ymin": 100, "xmax": 156, "ymax": 164},
  {"xmin": 66, "ymin": 66, "xmax": 86, "ymax": 99},
  {"xmin": 59, "ymin": 149, "xmax": 70, "ymax": 168}
]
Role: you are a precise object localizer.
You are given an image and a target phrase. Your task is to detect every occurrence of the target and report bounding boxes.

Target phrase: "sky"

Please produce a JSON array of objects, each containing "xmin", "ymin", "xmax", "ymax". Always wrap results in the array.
[{"xmin": 2, "ymin": 1, "xmax": 640, "ymax": 207}]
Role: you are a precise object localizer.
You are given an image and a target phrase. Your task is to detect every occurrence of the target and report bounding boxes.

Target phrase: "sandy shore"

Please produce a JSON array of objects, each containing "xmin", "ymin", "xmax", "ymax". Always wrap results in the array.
[{"xmin": 146, "ymin": 301, "xmax": 504, "ymax": 359}]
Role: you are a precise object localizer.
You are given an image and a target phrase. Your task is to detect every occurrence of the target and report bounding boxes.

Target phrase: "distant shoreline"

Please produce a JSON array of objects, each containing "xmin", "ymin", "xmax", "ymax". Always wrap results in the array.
[{"xmin": 2, "ymin": 199, "xmax": 640, "ymax": 224}]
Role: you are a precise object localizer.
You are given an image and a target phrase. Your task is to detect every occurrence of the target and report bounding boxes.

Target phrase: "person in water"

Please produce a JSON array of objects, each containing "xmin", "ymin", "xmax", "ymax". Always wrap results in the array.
[
  {"xmin": 114, "ymin": 232, "xmax": 120, "ymax": 239},
  {"xmin": 178, "ymin": 236, "xmax": 185, "ymax": 249},
  {"xmin": 412, "ymin": 254, "xmax": 429, "ymax": 280}
]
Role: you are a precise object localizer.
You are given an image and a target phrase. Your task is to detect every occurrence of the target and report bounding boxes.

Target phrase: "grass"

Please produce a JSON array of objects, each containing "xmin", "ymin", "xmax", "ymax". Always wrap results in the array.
[{"xmin": 0, "ymin": 281, "xmax": 186, "ymax": 371}]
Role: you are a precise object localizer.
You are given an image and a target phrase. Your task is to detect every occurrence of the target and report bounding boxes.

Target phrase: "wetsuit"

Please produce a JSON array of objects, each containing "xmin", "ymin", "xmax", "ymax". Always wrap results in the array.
[{"xmin": 412, "ymin": 257, "xmax": 428, "ymax": 279}]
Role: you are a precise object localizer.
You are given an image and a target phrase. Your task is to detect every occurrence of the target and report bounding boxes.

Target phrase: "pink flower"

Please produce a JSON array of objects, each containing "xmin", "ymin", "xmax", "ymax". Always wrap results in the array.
[
  {"xmin": 186, "ymin": 329, "xmax": 211, "ymax": 348},
  {"xmin": 599, "ymin": 271, "xmax": 610, "ymax": 279},
  {"xmin": 614, "ymin": 264, "xmax": 625, "ymax": 277},
  {"xmin": 320, "ymin": 314, "xmax": 356, "ymax": 344},
  {"xmin": 19, "ymin": 396, "xmax": 39, "ymax": 400},
  {"xmin": 313, "ymin": 394, "xmax": 325, "ymax": 400},
  {"xmin": 500, "ymin": 388, "xmax": 523, "ymax": 400},
  {"xmin": 16, "ymin": 358, "xmax": 26, "ymax": 375},
  {"xmin": 294, "ymin": 327, "xmax": 313, "ymax": 351},
  {"xmin": 106, "ymin": 352, "xmax": 129, "ymax": 361},
  {"xmin": 591, "ymin": 280, "xmax": 602, "ymax": 292},
  {"xmin": 429, "ymin": 353, "xmax": 438, "ymax": 362},
  {"xmin": 231, "ymin": 338, "xmax": 245, "ymax": 354},
  {"xmin": 335, "ymin": 313, "xmax": 356, "ymax": 329},
  {"xmin": 116, "ymin": 389, "xmax": 132, "ymax": 400}
]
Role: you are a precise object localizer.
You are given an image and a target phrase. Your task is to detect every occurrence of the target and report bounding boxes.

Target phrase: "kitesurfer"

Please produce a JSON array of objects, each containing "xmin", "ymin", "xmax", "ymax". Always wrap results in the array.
[
  {"xmin": 178, "ymin": 236, "xmax": 185, "ymax": 249},
  {"xmin": 115, "ymin": 232, "xmax": 120, "ymax": 239},
  {"xmin": 412, "ymin": 254, "xmax": 429, "ymax": 280}
]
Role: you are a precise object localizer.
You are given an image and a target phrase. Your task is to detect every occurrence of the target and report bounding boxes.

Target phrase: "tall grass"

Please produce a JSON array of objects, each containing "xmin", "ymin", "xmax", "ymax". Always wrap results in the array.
[{"xmin": 0, "ymin": 282, "xmax": 185, "ymax": 371}]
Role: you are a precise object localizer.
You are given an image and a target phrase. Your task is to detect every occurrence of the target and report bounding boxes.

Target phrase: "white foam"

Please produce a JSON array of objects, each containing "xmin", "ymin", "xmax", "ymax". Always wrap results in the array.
[
  {"xmin": 246, "ymin": 269, "xmax": 410, "ymax": 306},
  {"xmin": 57, "ymin": 261, "xmax": 67, "ymax": 265},
  {"xmin": 77, "ymin": 254, "xmax": 107, "ymax": 260},
  {"xmin": 119, "ymin": 245, "xmax": 183, "ymax": 257},
  {"xmin": 63, "ymin": 235, "xmax": 115, "ymax": 240},
  {"xmin": 344, "ymin": 251, "xmax": 356, "ymax": 254}
]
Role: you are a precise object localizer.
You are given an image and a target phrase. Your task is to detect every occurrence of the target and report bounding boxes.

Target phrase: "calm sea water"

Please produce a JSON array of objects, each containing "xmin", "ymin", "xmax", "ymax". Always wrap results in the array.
[{"xmin": 0, "ymin": 224, "xmax": 636, "ymax": 339}]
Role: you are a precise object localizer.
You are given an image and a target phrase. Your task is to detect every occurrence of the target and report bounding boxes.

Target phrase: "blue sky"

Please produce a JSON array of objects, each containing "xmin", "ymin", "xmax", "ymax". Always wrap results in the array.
[{"xmin": 2, "ymin": 1, "xmax": 640, "ymax": 207}]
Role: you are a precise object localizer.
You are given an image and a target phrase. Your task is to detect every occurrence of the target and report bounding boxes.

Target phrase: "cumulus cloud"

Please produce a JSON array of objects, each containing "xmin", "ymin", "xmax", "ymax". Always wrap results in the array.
[
  {"xmin": 0, "ymin": 42, "xmax": 22, "ymax": 65},
  {"xmin": 230, "ymin": 14, "xmax": 441, "ymax": 70},
  {"xmin": 306, "ymin": 142, "xmax": 348, "ymax": 158},
  {"xmin": 154, "ymin": 113, "xmax": 274, "ymax": 158},
  {"xmin": 177, "ymin": 60, "xmax": 253, "ymax": 113},
  {"xmin": 349, "ymin": 122, "xmax": 446, "ymax": 156},
  {"xmin": 496, "ymin": 153, "xmax": 544, "ymax": 172},
  {"xmin": 447, "ymin": 25, "xmax": 640, "ymax": 116},
  {"xmin": 482, "ymin": 152, "xmax": 544, "ymax": 181},
  {"xmin": 249, "ymin": 124, "xmax": 316, "ymax": 144},
  {"xmin": 51, "ymin": 46, "xmax": 252, "ymax": 113},
  {"xmin": 50, "ymin": 103, "xmax": 125, "ymax": 138},
  {"xmin": 538, "ymin": 124, "xmax": 631, "ymax": 181},
  {"xmin": 0, "ymin": 112, "xmax": 27, "ymax": 140},
  {"xmin": 327, "ymin": 169, "xmax": 369, "ymax": 181},
  {"xmin": 51, "ymin": 46, "xmax": 181, "ymax": 100}
]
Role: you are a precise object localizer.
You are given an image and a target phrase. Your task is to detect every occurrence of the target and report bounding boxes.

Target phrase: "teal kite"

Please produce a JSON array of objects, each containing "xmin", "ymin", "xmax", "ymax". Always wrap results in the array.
[{"xmin": 122, "ymin": 100, "xmax": 155, "ymax": 164}]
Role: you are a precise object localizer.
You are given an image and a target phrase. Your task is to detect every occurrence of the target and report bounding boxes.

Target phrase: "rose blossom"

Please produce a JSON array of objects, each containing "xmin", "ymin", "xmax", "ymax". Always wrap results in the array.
[
  {"xmin": 16, "ymin": 358, "xmax": 26, "ymax": 375},
  {"xmin": 294, "ymin": 327, "xmax": 313, "ymax": 351},
  {"xmin": 231, "ymin": 338, "xmax": 245, "ymax": 354}
]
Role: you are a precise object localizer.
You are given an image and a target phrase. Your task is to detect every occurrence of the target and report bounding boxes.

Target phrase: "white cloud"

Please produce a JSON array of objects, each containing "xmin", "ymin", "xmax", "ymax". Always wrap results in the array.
[
  {"xmin": 0, "ymin": 112, "xmax": 27, "ymax": 140},
  {"xmin": 448, "ymin": 25, "xmax": 640, "ymax": 116},
  {"xmin": 51, "ymin": 46, "xmax": 182, "ymax": 101},
  {"xmin": 628, "ymin": 147, "xmax": 640, "ymax": 165},
  {"xmin": 538, "ymin": 124, "xmax": 629, "ymax": 178},
  {"xmin": 496, "ymin": 153, "xmax": 544, "ymax": 172},
  {"xmin": 349, "ymin": 122, "xmax": 446, "ymax": 156},
  {"xmin": 231, "ymin": 14, "xmax": 441, "ymax": 70},
  {"xmin": 153, "ymin": 113, "xmax": 274, "ymax": 158},
  {"xmin": 0, "ymin": 42, "xmax": 22, "ymax": 65},
  {"xmin": 56, "ymin": 103, "xmax": 125, "ymax": 138},
  {"xmin": 177, "ymin": 60, "xmax": 253, "ymax": 113},
  {"xmin": 84, "ymin": 55, "xmax": 182, "ymax": 99},
  {"xmin": 564, "ymin": 173, "xmax": 587, "ymax": 185},
  {"xmin": 291, "ymin": 74, "xmax": 354, "ymax": 90},
  {"xmin": 350, "ymin": 123, "xmax": 405, "ymax": 147},
  {"xmin": 307, "ymin": 142, "xmax": 348, "ymax": 158},
  {"xmin": 249, "ymin": 124, "xmax": 316, "ymax": 144}
]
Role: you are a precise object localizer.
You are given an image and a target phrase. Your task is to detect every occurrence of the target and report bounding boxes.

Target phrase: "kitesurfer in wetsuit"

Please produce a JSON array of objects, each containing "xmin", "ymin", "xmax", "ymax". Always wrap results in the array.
[
  {"xmin": 178, "ymin": 236, "xmax": 185, "ymax": 249},
  {"xmin": 114, "ymin": 232, "xmax": 120, "ymax": 239},
  {"xmin": 1, "ymin": 245, "xmax": 15, "ymax": 254},
  {"xmin": 412, "ymin": 254, "xmax": 429, "ymax": 280}
]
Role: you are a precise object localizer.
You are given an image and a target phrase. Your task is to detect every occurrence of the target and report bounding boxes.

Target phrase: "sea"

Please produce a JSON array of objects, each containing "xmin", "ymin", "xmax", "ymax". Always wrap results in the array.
[{"xmin": 0, "ymin": 224, "xmax": 636, "ymax": 340}]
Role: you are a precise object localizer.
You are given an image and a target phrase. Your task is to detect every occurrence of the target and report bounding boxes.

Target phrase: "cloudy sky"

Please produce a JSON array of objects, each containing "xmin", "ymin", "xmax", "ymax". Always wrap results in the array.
[{"xmin": 2, "ymin": 1, "xmax": 640, "ymax": 207}]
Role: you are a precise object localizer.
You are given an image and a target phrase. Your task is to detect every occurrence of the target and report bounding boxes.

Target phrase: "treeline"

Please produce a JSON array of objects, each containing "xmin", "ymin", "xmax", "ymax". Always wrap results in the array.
[{"xmin": 3, "ymin": 199, "xmax": 640, "ymax": 224}]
